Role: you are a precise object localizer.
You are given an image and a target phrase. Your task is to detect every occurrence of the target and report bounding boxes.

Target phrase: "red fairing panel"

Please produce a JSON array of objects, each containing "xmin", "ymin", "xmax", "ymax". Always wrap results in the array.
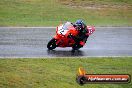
[{"xmin": 86, "ymin": 26, "xmax": 95, "ymax": 36}]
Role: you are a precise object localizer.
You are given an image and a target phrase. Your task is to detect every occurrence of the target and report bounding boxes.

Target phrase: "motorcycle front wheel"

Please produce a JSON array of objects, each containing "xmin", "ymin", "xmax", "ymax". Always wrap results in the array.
[{"xmin": 47, "ymin": 38, "xmax": 57, "ymax": 50}]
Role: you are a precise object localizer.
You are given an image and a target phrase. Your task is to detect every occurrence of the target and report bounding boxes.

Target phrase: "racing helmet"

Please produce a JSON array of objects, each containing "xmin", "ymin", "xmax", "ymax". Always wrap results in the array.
[{"xmin": 75, "ymin": 19, "xmax": 85, "ymax": 31}]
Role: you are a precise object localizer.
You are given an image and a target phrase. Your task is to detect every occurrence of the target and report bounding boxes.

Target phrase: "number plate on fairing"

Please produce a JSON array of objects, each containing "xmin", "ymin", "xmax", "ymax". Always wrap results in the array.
[{"xmin": 57, "ymin": 26, "xmax": 68, "ymax": 35}]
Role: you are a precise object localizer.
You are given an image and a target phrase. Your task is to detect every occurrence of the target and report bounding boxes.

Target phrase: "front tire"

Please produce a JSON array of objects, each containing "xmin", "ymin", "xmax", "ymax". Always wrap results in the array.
[{"xmin": 47, "ymin": 38, "xmax": 57, "ymax": 50}]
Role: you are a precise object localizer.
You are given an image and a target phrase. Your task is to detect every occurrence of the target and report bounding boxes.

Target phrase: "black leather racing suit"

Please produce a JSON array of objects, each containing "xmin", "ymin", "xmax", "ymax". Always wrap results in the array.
[{"xmin": 72, "ymin": 24, "xmax": 89, "ymax": 48}]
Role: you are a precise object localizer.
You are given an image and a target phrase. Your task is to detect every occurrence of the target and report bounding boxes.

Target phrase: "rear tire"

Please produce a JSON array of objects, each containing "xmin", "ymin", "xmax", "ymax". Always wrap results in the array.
[
  {"xmin": 47, "ymin": 38, "xmax": 57, "ymax": 50},
  {"xmin": 72, "ymin": 44, "xmax": 82, "ymax": 50}
]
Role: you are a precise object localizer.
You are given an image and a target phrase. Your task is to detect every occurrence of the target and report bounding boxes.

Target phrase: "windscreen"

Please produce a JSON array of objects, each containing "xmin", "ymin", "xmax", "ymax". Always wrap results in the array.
[{"xmin": 62, "ymin": 22, "xmax": 73, "ymax": 30}]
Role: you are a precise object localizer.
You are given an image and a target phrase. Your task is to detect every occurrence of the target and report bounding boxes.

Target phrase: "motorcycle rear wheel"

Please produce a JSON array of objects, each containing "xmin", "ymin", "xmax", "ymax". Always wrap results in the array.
[
  {"xmin": 47, "ymin": 38, "xmax": 57, "ymax": 50},
  {"xmin": 72, "ymin": 44, "xmax": 82, "ymax": 50}
]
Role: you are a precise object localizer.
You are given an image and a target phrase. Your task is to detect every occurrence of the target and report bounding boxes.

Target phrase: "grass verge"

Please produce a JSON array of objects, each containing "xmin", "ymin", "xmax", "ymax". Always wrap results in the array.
[
  {"xmin": 0, "ymin": 57, "xmax": 132, "ymax": 88},
  {"xmin": 0, "ymin": 0, "xmax": 132, "ymax": 26}
]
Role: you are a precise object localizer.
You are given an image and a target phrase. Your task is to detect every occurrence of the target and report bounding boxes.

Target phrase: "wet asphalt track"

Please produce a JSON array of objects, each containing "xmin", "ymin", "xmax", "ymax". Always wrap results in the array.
[{"xmin": 0, "ymin": 27, "xmax": 132, "ymax": 58}]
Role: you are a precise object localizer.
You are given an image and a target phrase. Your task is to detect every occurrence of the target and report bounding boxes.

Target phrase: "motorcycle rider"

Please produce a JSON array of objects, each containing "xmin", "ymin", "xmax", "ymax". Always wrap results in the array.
[{"xmin": 71, "ymin": 20, "xmax": 89, "ymax": 48}]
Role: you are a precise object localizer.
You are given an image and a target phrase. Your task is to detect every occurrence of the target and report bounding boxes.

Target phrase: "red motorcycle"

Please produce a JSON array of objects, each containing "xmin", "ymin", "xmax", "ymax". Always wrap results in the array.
[{"xmin": 47, "ymin": 22, "xmax": 95, "ymax": 50}]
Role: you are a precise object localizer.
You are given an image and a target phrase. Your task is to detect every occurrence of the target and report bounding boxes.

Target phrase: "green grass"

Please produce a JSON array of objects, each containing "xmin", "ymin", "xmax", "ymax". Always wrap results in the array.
[
  {"xmin": 0, "ymin": 0, "xmax": 132, "ymax": 26},
  {"xmin": 61, "ymin": 0, "xmax": 132, "ymax": 5},
  {"xmin": 0, "ymin": 57, "xmax": 132, "ymax": 88}
]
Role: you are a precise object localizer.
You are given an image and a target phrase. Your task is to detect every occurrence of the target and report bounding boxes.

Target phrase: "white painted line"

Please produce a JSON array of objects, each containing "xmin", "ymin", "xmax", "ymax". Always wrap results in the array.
[
  {"xmin": 0, "ymin": 27, "xmax": 56, "ymax": 29},
  {"xmin": 95, "ymin": 27, "xmax": 132, "ymax": 29},
  {"xmin": 0, "ymin": 56, "xmax": 132, "ymax": 59},
  {"xmin": 0, "ymin": 27, "xmax": 132, "ymax": 29}
]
